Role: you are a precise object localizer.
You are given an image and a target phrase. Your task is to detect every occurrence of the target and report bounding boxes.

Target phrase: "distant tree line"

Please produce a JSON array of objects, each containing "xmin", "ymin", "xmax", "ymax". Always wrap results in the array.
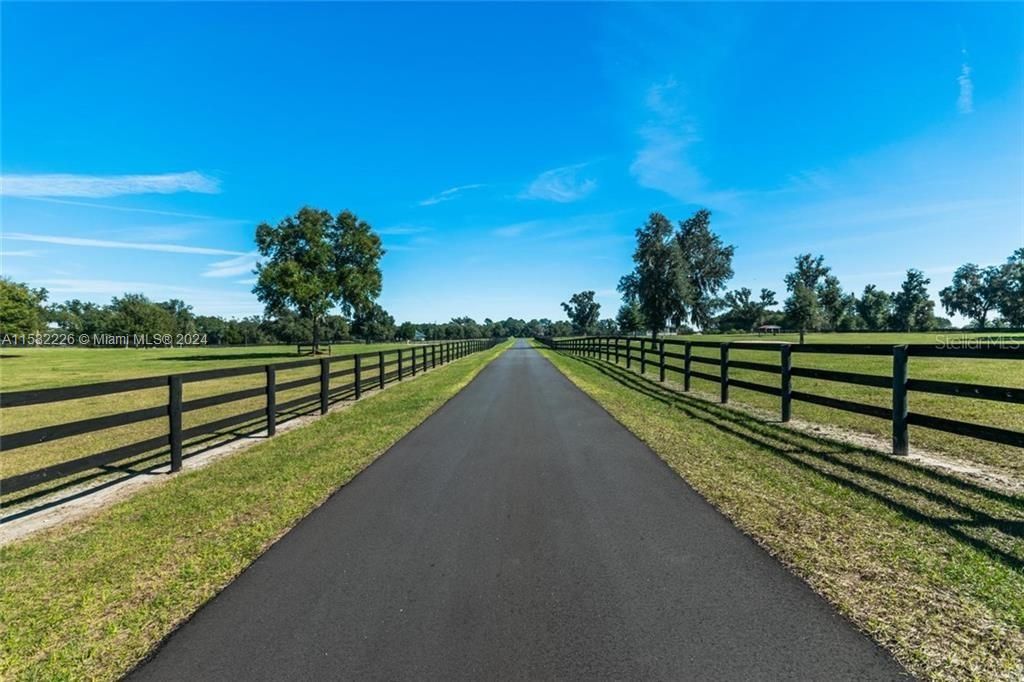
[{"xmin": 0, "ymin": 278, "xmax": 580, "ymax": 343}]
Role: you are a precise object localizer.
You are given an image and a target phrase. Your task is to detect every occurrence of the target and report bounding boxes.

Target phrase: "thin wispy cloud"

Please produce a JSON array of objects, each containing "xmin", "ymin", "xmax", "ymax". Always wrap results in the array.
[
  {"xmin": 630, "ymin": 79, "xmax": 741, "ymax": 210},
  {"xmin": 1, "ymin": 250, "xmax": 42, "ymax": 257},
  {"xmin": 520, "ymin": 164, "xmax": 597, "ymax": 203},
  {"xmin": 377, "ymin": 225, "xmax": 432, "ymax": 236},
  {"xmin": 202, "ymin": 252, "xmax": 260, "ymax": 278},
  {"xmin": 492, "ymin": 221, "xmax": 537, "ymax": 238},
  {"xmin": 12, "ymin": 196, "xmax": 233, "ymax": 221},
  {"xmin": 0, "ymin": 171, "xmax": 221, "ymax": 198},
  {"xmin": 957, "ymin": 50, "xmax": 974, "ymax": 114},
  {"xmin": 418, "ymin": 184, "xmax": 483, "ymax": 206},
  {"xmin": 4, "ymin": 232, "xmax": 246, "ymax": 256}
]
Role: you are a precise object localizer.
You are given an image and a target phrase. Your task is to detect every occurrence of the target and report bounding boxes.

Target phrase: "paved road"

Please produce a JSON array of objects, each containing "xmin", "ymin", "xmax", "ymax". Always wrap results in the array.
[{"xmin": 132, "ymin": 340, "xmax": 905, "ymax": 681}]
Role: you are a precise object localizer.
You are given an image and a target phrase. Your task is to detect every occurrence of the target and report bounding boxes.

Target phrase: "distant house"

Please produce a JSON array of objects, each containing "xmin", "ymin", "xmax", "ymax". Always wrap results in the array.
[
  {"xmin": 756, "ymin": 324, "xmax": 781, "ymax": 336},
  {"xmin": 413, "ymin": 330, "xmax": 426, "ymax": 342}
]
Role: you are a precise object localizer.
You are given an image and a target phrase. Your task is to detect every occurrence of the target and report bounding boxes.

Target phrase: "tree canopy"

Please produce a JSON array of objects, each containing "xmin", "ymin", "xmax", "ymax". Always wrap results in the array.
[
  {"xmin": 254, "ymin": 207, "xmax": 384, "ymax": 350},
  {"xmin": 561, "ymin": 290, "xmax": 601, "ymax": 335}
]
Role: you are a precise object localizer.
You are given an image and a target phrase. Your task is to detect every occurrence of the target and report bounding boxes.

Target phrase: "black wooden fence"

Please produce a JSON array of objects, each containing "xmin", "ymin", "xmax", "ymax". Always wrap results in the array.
[
  {"xmin": 1, "ymin": 339, "xmax": 501, "ymax": 495},
  {"xmin": 536, "ymin": 336, "xmax": 1023, "ymax": 455}
]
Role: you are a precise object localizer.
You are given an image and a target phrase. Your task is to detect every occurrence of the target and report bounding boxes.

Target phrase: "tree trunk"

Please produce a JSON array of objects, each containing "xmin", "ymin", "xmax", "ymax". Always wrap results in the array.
[{"xmin": 799, "ymin": 328, "xmax": 805, "ymax": 345}]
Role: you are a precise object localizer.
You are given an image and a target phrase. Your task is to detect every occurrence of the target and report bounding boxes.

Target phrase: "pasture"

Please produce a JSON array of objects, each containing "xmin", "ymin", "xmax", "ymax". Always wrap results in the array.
[
  {"xmin": 0, "ymin": 342, "xmax": 428, "ymax": 500},
  {"xmin": 647, "ymin": 331, "xmax": 1024, "ymax": 478}
]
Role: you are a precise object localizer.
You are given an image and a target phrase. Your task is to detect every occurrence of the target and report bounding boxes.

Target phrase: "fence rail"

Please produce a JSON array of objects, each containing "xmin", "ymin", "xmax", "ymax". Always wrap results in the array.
[
  {"xmin": 536, "ymin": 336, "xmax": 1023, "ymax": 455},
  {"xmin": 1, "ymin": 339, "xmax": 502, "ymax": 496}
]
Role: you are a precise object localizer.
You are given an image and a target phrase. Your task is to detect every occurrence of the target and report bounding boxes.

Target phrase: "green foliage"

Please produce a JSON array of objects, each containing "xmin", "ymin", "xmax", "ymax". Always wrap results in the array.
[
  {"xmin": 352, "ymin": 303, "xmax": 395, "ymax": 341},
  {"xmin": 783, "ymin": 254, "xmax": 830, "ymax": 336},
  {"xmin": 0, "ymin": 277, "xmax": 48, "ymax": 335},
  {"xmin": 856, "ymin": 285, "xmax": 893, "ymax": 331},
  {"xmin": 720, "ymin": 287, "xmax": 777, "ymax": 331},
  {"xmin": 816, "ymin": 274, "xmax": 847, "ymax": 330},
  {"xmin": 676, "ymin": 209, "xmax": 735, "ymax": 329},
  {"xmin": 993, "ymin": 248, "xmax": 1023, "ymax": 327},
  {"xmin": 618, "ymin": 212, "xmax": 689, "ymax": 337},
  {"xmin": 560, "ymin": 290, "xmax": 601, "ymax": 334},
  {"xmin": 254, "ymin": 207, "xmax": 384, "ymax": 348},
  {"xmin": 891, "ymin": 269, "xmax": 936, "ymax": 332},
  {"xmin": 939, "ymin": 263, "xmax": 1001, "ymax": 328},
  {"xmin": 615, "ymin": 301, "xmax": 645, "ymax": 335}
]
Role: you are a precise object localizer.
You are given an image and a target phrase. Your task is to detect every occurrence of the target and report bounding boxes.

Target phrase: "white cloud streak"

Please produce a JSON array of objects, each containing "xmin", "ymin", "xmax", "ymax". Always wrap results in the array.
[
  {"xmin": 520, "ymin": 164, "xmax": 597, "ymax": 203},
  {"xmin": 202, "ymin": 252, "xmax": 260, "ymax": 278},
  {"xmin": 630, "ymin": 80, "xmax": 741, "ymax": 209},
  {"xmin": 418, "ymin": 184, "xmax": 483, "ymax": 206},
  {"xmin": 957, "ymin": 57, "xmax": 974, "ymax": 114},
  {"xmin": 0, "ymin": 171, "xmax": 221, "ymax": 198},
  {"xmin": 4, "ymin": 232, "xmax": 246, "ymax": 256}
]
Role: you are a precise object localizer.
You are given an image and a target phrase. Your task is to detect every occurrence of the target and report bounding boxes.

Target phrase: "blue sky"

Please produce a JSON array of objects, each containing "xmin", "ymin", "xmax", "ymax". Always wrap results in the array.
[{"xmin": 2, "ymin": 2, "xmax": 1022, "ymax": 324}]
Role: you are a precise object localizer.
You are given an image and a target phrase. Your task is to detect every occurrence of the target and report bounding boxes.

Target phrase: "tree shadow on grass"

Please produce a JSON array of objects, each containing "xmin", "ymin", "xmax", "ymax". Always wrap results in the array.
[{"xmin": 562, "ymin": 352, "xmax": 1024, "ymax": 572}]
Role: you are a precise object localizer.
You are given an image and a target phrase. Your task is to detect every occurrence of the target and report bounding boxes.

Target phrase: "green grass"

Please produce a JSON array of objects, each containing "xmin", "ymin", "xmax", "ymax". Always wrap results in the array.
[
  {"xmin": 536, "ymin": 344, "xmax": 1024, "ymax": 682},
  {"xmin": 0, "ymin": 342, "xmax": 440, "ymax": 493},
  {"xmin": 0, "ymin": 340, "xmax": 510, "ymax": 681},
  {"xmin": 609, "ymin": 331, "xmax": 1024, "ymax": 478}
]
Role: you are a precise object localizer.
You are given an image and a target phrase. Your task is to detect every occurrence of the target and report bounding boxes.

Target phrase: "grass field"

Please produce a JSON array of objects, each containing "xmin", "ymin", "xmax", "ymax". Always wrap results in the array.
[
  {"xmin": 0, "ymin": 340, "xmax": 510, "ymax": 681},
  {"xmin": 603, "ymin": 331, "xmax": 1023, "ymax": 479},
  {"xmin": 0, "ymin": 342, "xmax": 447, "ymax": 499},
  {"xmin": 536, "ymin": 344, "xmax": 1024, "ymax": 681}
]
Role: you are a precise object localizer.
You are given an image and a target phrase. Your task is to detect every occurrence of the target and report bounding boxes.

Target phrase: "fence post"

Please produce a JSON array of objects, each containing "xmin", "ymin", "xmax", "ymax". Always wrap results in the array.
[
  {"xmin": 265, "ymin": 365, "xmax": 276, "ymax": 436},
  {"xmin": 659, "ymin": 340, "xmax": 666, "ymax": 382},
  {"xmin": 397, "ymin": 349, "xmax": 404, "ymax": 380},
  {"xmin": 684, "ymin": 341, "xmax": 692, "ymax": 391},
  {"xmin": 320, "ymin": 357, "xmax": 330, "ymax": 414},
  {"xmin": 169, "ymin": 376, "xmax": 183, "ymax": 472},
  {"xmin": 353, "ymin": 354, "xmax": 362, "ymax": 400},
  {"xmin": 412, "ymin": 347, "xmax": 418, "ymax": 376},
  {"xmin": 893, "ymin": 345, "xmax": 909, "ymax": 455},
  {"xmin": 615, "ymin": 336, "xmax": 620, "ymax": 364},
  {"xmin": 626, "ymin": 338, "xmax": 632, "ymax": 369},
  {"xmin": 780, "ymin": 344, "xmax": 792, "ymax": 422},
  {"xmin": 432, "ymin": 344, "xmax": 437, "ymax": 368},
  {"xmin": 379, "ymin": 351, "xmax": 386, "ymax": 389},
  {"xmin": 720, "ymin": 343, "xmax": 730, "ymax": 403},
  {"xmin": 641, "ymin": 339, "xmax": 647, "ymax": 374}
]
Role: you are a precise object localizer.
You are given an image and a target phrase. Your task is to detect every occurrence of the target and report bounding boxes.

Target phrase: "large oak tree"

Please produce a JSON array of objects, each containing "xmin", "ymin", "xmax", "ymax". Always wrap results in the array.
[{"xmin": 254, "ymin": 207, "xmax": 384, "ymax": 352}]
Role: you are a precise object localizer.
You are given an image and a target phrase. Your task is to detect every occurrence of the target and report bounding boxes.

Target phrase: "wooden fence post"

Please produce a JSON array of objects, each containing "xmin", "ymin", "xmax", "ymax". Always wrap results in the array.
[
  {"xmin": 626, "ymin": 338, "xmax": 632, "ymax": 369},
  {"xmin": 397, "ymin": 350, "xmax": 403, "ymax": 380},
  {"xmin": 720, "ymin": 343, "xmax": 730, "ymax": 403},
  {"xmin": 659, "ymin": 340, "xmax": 666, "ymax": 382},
  {"xmin": 412, "ymin": 347, "xmax": 418, "ymax": 376},
  {"xmin": 379, "ymin": 351, "xmax": 386, "ymax": 389},
  {"xmin": 432, "ymin": 344, "xmax": 437, "ymax": 368},
  {"xmin": 615, "ymin": 337, "xmax": 620, "ymax": 364},
  {"xmin": 641, "ymin": 339, "xmax": 647, "ymax": 374},
  {"xmin": 781, "ymin": 344, "xmax": 792, "ymax": 422},
  {"xmin": 169, "ymin": 376, "xmax": 182, "ymax": 472},
  {"xmin": 320, "ymin": 357, "xmax": 330, "ymax": 414},
  {"xmin": 893, "ymin": 345, "xmax": 909, "ymax": 455},
  {"xmin": 684, "ymin": 341, "xmax": 692, "ymax": 391},
  {"xmin": 354, "ymin": 354, "xmax": 362, "ymax": 400},
  {"xmin": 265, "ymin": 365, "xmax": 276, "ymax": 436}
]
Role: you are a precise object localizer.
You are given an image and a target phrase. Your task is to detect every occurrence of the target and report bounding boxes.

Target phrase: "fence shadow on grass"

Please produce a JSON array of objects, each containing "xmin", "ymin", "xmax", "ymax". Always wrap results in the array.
[
  {"xmin": 561, "ymin": 352, "xmax": 1024, "ymax": 572},
  {"xmin": 1, "ymin": 400, "xmax": 326, "ymax": 525}
]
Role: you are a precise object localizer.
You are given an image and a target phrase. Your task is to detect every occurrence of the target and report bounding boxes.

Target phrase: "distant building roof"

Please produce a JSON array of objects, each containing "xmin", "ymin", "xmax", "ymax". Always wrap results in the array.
[{"xmin": 757, "ymin": 324, "xmax": 781, "ymax": 329}]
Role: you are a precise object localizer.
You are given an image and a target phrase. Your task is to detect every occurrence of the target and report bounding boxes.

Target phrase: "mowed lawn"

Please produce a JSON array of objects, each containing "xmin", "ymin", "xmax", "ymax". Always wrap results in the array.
[
  {"xmin": 0, "ymin": 342, "xmax": 443, "ymax": 498},
  {"xmin": 612, "ymin": 331, "xmax": 1023, "ymax": 479}
]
